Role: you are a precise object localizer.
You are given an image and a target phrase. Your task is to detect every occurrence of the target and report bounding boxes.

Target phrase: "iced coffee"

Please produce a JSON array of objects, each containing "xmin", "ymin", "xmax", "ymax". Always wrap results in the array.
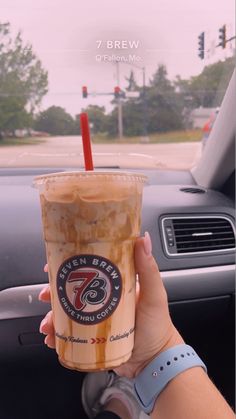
[{"xmin": 34, "ymin": 171, "xmax": 146, "ymax": 371}]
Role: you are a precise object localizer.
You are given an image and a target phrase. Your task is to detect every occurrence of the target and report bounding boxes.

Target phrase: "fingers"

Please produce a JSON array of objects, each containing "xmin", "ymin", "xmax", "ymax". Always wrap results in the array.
[
  {"xmin": 38, "ymin": 263, "xmax": 51, "ymax": 302},
  {"xmin": 39, "ymin": 264, "xmax": 55, "ymax": 348},
  {"xmin": 38, "ymin": 263, "xmax": 51, "ymax": 303},
  {"xmin": 38, "ymin": 285, "xmax": 51, "ymax": 302},
  {"xmin": 134, "ymin": 232, "xmax": 168, "ymax": 307},
  {"xmin": 40, "ymin": 311, "xmax": 54, "ymax": 335},
  {"xmin": 39, "ymin": 311, "xmax": 56, "ymax": 349},
  {"xmin": 44, "ymin": 334, "xmax": 56, "ymax": 349}
]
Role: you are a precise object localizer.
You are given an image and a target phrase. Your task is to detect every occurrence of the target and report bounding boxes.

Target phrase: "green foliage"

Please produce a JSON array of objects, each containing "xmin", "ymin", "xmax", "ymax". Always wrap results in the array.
[
  {"xmin": 34, "ymin": 106, "xmax": 75, "ymax": 135},
  {"xmin": 0, "ymin": 22, "xmax": 48, "ymax": 135},
  {"xmin": 175, "ymin": 57, "xmax": 235, "ymax": 108},
  {"xmin": 106, "ymin": 58, "xmax": 234, "ymax": 137},
  {"xmin": 125, "ymin": 70, "xmax": 139, "ymax": 91},
  {"xmin": 190, "ymin": 57, "xmax": 234, "ymax": 107},
  {"xmin": 72, "ymin": 114, "xmax": 81, "ymax": 135},
  {"xmin": 146, "ymin": 65, "xmax": 184, "ymax": 133},
  {"xmin": 105, "ymin": 108, "xmax": 118, "ymax": 137},
  {"xmin": 106, "ymin": 64, "xmax": 184, "ymax": 137},
  {"xmin": 122, "ymin": 101, "xmax": 145, "ymax": 136},
  {"xmin": 81, "ymin": 105, "xmax": 107, "ymax": 134}
]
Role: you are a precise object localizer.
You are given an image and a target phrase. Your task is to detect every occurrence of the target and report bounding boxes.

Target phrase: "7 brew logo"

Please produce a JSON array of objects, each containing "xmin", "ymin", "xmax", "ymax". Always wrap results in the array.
[
  {"xmin": 57, "ymin": 255, "xmax": 122, "ymax": 325},
  {"xmin": 68, "ymin": 270, "xmax": 107, "ymax": 310}
]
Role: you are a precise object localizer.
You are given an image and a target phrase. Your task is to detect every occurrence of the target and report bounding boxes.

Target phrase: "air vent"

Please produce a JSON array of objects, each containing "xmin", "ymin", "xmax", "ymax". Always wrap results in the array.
[
  {"xmin": 162, "ymin": 216, "xmax": 235, "ymax": 256},
  {"xmin": 180, "ymin": 187, "xmax": 205, "ymax": 194}
]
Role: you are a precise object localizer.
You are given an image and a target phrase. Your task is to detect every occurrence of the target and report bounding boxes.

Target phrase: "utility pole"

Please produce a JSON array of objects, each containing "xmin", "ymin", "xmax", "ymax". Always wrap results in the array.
[
  {"xmin": 115, "ymin": 61, "xmax": 123, "ymax": 139},
  {"xmin": 120, "ymin": 61, "xmax": 149, "ymax": 143},
  {"xmin": 142, "ymin": 66, "xmax": 149, "ymax": 143}
]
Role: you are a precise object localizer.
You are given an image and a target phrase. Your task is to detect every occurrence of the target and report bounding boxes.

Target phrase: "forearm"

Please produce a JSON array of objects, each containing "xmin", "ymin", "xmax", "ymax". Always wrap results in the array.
[{"xmin": 151, "ymin": 366, "xmax": 235, "ymax": 419}]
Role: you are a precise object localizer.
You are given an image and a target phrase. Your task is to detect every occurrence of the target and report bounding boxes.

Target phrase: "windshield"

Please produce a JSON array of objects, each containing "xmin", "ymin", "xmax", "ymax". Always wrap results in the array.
[{"xmin": 0, "ymin": 0, "xmax": 235, "ymax": 170}]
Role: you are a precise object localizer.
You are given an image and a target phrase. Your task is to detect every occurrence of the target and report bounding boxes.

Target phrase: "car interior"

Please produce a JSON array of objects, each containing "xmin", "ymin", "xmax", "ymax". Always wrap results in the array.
[{"xmin": 0, "ymin": 64, "xmax": 235, "ymax": 419}]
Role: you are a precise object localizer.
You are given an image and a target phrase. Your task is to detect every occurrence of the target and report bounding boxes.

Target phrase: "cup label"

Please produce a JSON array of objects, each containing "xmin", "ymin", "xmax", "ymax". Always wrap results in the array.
[{"xmin": 57, "ymin": 255, "xmax": 122, "ymax": 325}]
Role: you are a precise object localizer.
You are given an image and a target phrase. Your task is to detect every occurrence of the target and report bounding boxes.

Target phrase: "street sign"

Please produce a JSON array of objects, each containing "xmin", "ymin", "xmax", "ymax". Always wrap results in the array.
[{"xmin": 125, "ymin": 91, "xmax": 140, "ymax": 98}]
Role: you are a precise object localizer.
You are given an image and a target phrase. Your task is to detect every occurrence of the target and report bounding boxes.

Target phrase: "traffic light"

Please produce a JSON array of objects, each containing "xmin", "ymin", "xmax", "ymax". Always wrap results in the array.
[
  {"xmin": 114, "ymin": 86, "xmax": 120, "ymax": 99},
  {"xmin": 198, "ymin": 32, "xmax": 205, "ymax": 60},
  {"xmin": 219, "ymin": 25, "xmax": 226, "ymax": 48},
  {"xmin": 82, "ymin": 86, "xmax": 88, "ymax": 98}
]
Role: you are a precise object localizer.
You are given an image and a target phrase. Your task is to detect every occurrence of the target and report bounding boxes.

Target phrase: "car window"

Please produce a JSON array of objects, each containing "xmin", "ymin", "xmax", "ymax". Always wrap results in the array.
[{"xmin": 0, "ymin": 0, "xmax": 235, "ymax": 170}]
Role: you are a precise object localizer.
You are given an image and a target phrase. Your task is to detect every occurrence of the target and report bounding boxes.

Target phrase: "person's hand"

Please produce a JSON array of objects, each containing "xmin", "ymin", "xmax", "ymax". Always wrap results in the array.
[
  {"xmin": 115, "ymin": 232, "xmax": 184, "ymax": 377},
  {"xmin": 39, "ymin": 232, "xmax": 184, "ymax": 378},
  {"xmin": 38, "ymin": 264, "xmax": 55, "ymax": 349}
]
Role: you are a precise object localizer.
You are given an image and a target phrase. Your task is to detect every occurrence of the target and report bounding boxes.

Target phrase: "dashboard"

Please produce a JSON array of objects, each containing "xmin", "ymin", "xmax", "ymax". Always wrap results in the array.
[{"xmin": 0, "ymin": 167, "xmax": 235, "ymax": 415}]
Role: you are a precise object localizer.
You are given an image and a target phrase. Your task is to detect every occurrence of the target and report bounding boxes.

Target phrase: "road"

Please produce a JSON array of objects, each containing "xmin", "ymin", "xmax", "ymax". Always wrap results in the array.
[{"xmin": 0, "ymin": 136, "xmax": 202, "ymax": 169}]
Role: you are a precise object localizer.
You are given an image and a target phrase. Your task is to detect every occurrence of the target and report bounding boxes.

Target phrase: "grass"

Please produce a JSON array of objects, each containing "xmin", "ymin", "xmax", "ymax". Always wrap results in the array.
[
  {"xmin": 92, "ymin": 129, "xmax": 202, "ymax": 144},
  {"xmin": 0, "ymin": 137, "xmax": 46, "ymax": 147},
  {"xmin": 0, "ymin": 129, "xmax": 203, "ymax": 146}
]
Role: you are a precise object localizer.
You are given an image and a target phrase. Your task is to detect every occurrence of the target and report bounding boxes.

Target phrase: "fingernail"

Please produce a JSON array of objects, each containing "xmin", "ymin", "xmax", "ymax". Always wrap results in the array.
[
  {"xmin": 44, "ymin": 264, "xmax": 48, "ymax": 273},
  {"xmin": 39, "ymin": 318, "xmax": 47, "ymax": 334},
  {"xmin": 44, "ymin": 336, "xmax": 50, "ymax": 347},
  {"xmin": 38, "ymin": 289, "xmax": 44, "ymax": 301},
  {"xmin": 38, "ymin": 285, "xmax": 50, "ymax": 301},
  {"xmin": 38, "ymin": 287, "xmax": 47, "ymax": 301},
  {"xmin": 44, "ymin": 336, "xmax": 54, "ymax": 349},
  {"xmin": 143, "ymin": 231, "xmax": 152, "ymax": 256}
]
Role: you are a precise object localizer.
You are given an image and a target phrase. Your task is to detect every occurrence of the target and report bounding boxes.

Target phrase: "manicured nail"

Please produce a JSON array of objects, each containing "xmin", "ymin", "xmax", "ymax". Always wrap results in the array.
[
  {"xmin": 143, "ymin": 231, "xmax": 152, "ymax": 256},
  {"xmin": 38, "ymin": 286, "xmax": 47, "ymax": 301},
  {"xmin": 44, "ymin": 264, "xmax": 48, "ymax": 273},
  {"xmin": 44, "ymin": 336, "xmax": 54, "ymax": 349},
  {"xmin": 39, "ymin": 318, "xmax": 47, "ymax": 334},
  {"xmin": 38, "ymin": 289, "xmax": 44, "ymax": 301}
]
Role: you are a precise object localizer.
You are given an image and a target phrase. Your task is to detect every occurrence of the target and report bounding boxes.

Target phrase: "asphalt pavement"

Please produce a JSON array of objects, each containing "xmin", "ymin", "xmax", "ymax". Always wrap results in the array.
[{"xmin": 0, "ymin": 136, "xmax": 202, "ymax": 169}]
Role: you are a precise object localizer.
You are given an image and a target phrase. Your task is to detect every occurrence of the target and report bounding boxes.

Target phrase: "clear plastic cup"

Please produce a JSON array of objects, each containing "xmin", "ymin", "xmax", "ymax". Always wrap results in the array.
[{"xmin": 34, "ymin": 171, "xmax": 146, "ymax": 371}]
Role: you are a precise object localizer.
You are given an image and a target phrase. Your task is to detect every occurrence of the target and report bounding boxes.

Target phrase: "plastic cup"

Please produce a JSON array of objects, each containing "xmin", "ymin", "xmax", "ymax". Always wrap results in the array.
[{"xmin": 34, "ymin": 171, "xmax": 146, "ymax": 371}]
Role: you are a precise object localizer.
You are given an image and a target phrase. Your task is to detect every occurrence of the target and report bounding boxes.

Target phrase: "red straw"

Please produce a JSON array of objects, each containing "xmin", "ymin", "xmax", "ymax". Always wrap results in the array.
[{"xmin": 80, "ymin": 113, "xmax": 94, "ymax": 171}]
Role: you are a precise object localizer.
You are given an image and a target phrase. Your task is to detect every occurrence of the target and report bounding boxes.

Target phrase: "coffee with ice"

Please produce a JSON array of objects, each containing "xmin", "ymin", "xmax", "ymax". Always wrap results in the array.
[{"xmin": 34, "ymin": 171, "xmax": 146, "ymax": 371}]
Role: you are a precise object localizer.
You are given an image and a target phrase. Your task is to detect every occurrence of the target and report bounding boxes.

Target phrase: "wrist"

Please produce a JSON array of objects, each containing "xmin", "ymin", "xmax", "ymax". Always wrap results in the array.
[
  {"xmin": 134, "ymin": 327, "xmax": 184, "ymax": 377},
  {"xmin": 134, "ymin": 343, "xmax": 207, "ymax": 414}
]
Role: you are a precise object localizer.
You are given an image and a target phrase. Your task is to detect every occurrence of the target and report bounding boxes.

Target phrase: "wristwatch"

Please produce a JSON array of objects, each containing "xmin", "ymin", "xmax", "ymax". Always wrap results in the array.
[{"xmin": 133, "ymin": 344, "xmax": 207, "ymax": 414}]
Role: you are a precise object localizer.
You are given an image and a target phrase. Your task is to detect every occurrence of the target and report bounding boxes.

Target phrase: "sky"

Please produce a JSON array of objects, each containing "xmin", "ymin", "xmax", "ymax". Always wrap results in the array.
[{"xmin": 1, "ymin": 0, "xmax": 235, "ymax": 116}]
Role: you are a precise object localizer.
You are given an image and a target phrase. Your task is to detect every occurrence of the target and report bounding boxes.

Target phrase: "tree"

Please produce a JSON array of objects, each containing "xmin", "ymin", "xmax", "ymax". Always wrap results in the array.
[
  {"xmin": 125, "ymin": 70, "xmax": 139, "ymax": 91},
  {"xmin": 34, "ymin": 106, "xmax": 75, "ymax": 135},
  {"xmin": 82, "ymin": 105, "xmax": 107, "ymax": 134},
  {"xmin": 147, "ymin": 64, "xmax": 184, "ymax": 132},
  {"xmin": 149, "ymin": 64, "xmax": 172, "ymax": 90},
  {"xmin": 122, "ymin": 101, "xmax": 145, "ymax": 136},
  {"xmin": 0, "ymin": 22, "xmax": 48, "ymax": 136},
  {"xmin": 175, "ymin": 57, "xmax": 235, "ymax": 108},
  {"xmin": 107, "ymin": 64, "xmax": 184, "ymax": 137},
  {"xmin": 190, "ymin": 57, "xmax": 234, "ymax": 107},
  {"xmin": 72, "ymin": 114, "xmax": 81, "ymax": 135}
]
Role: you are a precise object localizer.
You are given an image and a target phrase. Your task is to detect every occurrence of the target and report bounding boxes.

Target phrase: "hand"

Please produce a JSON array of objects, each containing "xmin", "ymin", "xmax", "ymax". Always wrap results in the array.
[
  {"xmin": 115, "ymin": 232, "xmax": 184, "ymax": 377},
  {"xmin": 39, "ymin": 232, "xmax": 184, "ymax": 377},
  {"xmin": 38, "ymin": 264, "xmax": 54, "ymax": 349}
]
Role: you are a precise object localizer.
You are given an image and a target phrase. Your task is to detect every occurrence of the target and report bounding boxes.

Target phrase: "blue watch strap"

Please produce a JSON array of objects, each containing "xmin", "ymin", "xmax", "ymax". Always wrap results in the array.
[{"xmin": 133, "ymin": 344, "xmax": 207, "ymax": 414}]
